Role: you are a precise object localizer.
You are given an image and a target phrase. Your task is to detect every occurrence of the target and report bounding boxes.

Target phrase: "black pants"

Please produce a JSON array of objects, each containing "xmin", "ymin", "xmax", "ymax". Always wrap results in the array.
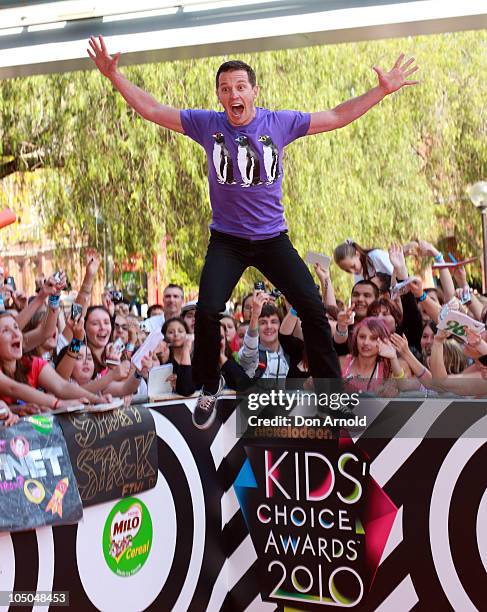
[{"xmin": 193, "ymin": 230, "xmax": 341, "ymax": 393}]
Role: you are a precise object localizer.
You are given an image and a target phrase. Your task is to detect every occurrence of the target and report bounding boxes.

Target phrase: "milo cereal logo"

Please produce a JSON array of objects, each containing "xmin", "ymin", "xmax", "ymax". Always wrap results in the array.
[{"xmin": 103, "ymin": 497, "xmax": 152, "ymax": 577}]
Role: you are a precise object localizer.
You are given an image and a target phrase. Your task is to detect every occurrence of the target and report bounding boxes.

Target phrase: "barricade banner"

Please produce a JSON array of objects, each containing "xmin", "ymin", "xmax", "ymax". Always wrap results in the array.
[
  {"xmin": 0, "ymin": 415, "xmax": 82, "ymax": 531},
  {"xmin": 59, "ymin": 405, "xmax": 158, "ymax": 506},
  {"xmin": 234, "ymin": 436, "xmax": 397, "ymax": 608}
]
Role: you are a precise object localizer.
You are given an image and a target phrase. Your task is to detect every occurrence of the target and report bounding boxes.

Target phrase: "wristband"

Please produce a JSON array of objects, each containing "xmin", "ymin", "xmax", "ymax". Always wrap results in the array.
[
  {"xmin": 125, "ymin": 342, "xmax": 135, "ymax": 352},
  {"xmin": 418, "ymin": 291, "xmax": 427, "ymax": 302},
  {"xmin": 289, "ymin": 307, "xmax": 298, "ymax": 316},
  {"xmin": 69, "ymin": 338, "xmax": 82, "ymax": 353},
  {"xmin": 335, "ymin": 327, "xmax": 349, "ymax": 337},
  {"xmin": 48, "ymin": 294, "xmax": 60, "ymax": 308},
  {"xmin": 417, "ymin": 366, "xmax": 427, "ymax": 379},
  {"xmin": 434, "ymin": 253, "xmax": 444, "ymax": 263},
  {"xmin": 53, "ymin": 398, "xmax": 60, "ymax": 410},
  {"xmin": 391, "ymin": 368, "xmax": 405, "ymax": 380}
]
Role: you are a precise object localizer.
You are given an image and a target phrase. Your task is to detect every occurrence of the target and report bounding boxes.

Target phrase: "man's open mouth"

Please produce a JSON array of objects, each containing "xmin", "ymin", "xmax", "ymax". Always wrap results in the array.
[{"xmin": 231, "ymin": 103, "xmax": 244, "ymax": 118}]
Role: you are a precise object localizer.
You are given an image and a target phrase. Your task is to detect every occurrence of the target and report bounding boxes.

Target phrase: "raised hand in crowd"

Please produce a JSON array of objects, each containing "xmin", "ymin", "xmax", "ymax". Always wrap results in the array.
[
  {"xmin": 402, "ymin": 241, "xmax": 418, "ymax": 257},
  {"xmin": 102, "ymin": 290, "xmax": 115, "ymax": 317},
  {"xmin": 314, "ymin": 262, "xmax": 337, "ymax": 308},
  {"xmin": 156, "ymin": 340, "xmax": 170, "ymax": 365},
  {"xmin": 377, "ymin": 337, "xmax": 411, "ymax": 389},
  {"xmin": 410, "ymin": 277, "xmax": 441, "ymax": 322},
  {"xmin": 417, "ymin": 240, "xmax": 456, "ymax": 301},
  {"xmin": 377, "ymin": 337, "xmax": 397, "ymax": 361},
  {"xmin": 334, "ymin": 307, "xmax": 354, "ymax": 344},
  {"xmin": 65, "ymin": 314, "xmax": 85, "ymax": 341},
  {"xmin": 11, "ymin": 290, "xmax": 27, "ymax": 311},
  {"xmin": 249, "ymin": 290, "xmax": 269, "ymax": 328},
  {"xmin": 388, "ymin": 242, "xmax": 408, "ymax": 280},
  {"xmin": 390, "ymin": 332, "xmax": 432, "ymax": 382}
]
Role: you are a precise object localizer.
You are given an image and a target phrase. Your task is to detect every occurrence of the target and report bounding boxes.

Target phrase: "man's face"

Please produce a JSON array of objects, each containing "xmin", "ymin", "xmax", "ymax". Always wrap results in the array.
[
  {"xmin": 163, "ymin": 288, "xmax": 183, "ymax": 318},
  {"xmin": 258, "ymin": 315, "xmax": 280, "ymax": 345},
  {"xmin": 216, "ymin": 70, "xmax": 258, "ymax": 127},
  {"xmin": 351, "ymin": 285, "xmax": 376, "ymax": 318}
]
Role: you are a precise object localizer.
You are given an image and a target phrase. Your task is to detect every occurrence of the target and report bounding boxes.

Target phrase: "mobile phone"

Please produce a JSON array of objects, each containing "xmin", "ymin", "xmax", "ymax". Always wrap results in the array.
[
  {"xmin": 269, "ymin": 288, "xmax": 281, "ymax": 299},
  {"xmin": 71, "ymin": 302, "xmax": 83, "ymax": 320},
  {"xmin": 5, "ymin": 276, "xmax": 15, "ymax": 291},
  {"xmin": 110, "ymin": 290, "xmax": 124, "ymax": 303},
  {"xmin": 53, "ymin": 271, "xmax": 62, "ymax": 283},
  {"xmin": 139, "ymin": 320, "xmax": 151, "ymax": 333},
  {"xmin": 113, "ymin": 338, "xmax": 125, "ymax": 353},
  {"xmin": 254, "ymin": 281, "xmax": 265, "ymax": 291}
]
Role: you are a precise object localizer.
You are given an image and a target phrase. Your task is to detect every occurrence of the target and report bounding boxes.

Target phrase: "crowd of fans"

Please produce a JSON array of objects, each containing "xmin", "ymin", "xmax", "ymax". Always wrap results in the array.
[{"xmin": 1, "ymin": 239, "xmax": 486, "ymax": 427}]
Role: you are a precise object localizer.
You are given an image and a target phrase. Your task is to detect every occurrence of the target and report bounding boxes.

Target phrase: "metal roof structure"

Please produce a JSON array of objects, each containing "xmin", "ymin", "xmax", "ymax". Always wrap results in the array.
[{"xmin": 0, "ymin": 0, "xmax": 486, "ymax": 78}]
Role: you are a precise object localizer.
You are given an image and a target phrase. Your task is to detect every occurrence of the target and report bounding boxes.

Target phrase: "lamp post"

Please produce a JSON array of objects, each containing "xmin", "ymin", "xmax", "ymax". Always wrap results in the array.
[{"xmin": 468, "ymin": 181, "xmax": 487, "ymax": 293}]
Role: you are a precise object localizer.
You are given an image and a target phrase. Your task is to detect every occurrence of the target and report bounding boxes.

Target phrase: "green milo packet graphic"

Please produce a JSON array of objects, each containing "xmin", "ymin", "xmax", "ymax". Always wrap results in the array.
[
  {"xmin": 27, "ymin": 414, "xmax": 53, "ymax": 435},
  {"xmin": 103, "ymin": 497, "xmax": 153, "ymax": 577}
]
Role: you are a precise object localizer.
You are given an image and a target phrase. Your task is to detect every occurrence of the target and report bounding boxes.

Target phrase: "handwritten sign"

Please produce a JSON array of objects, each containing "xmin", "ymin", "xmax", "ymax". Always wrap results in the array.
[
  {"xmin": 438, "ymin": 310, "xmax": 485, "ymax": 340},
  {"xmin": 58, "ymin": 405, "xmax": 158, "ymax": 506},
  {"xmin": 0, "ymin": 417, "xmax": 82, "ymax": 532}
]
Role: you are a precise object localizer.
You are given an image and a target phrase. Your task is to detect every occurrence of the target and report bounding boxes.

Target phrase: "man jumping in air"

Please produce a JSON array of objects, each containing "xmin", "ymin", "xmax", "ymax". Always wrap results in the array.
[{"xmin": 88, "ymin": 36, "xmax": 418, "ymax": 429}]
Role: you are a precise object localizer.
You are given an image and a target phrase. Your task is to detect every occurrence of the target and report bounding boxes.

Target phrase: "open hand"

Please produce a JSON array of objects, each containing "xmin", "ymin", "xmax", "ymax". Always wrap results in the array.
[
  {"xmin": 374, "ymin": 54, "xmax": 419, "ymax": 95},
  {"xmin": 377, "ymin": 338, "xmax": 397, "ymax": 360},
  {"xmin": 390, "ymin": 332, "xmax": 409, "ymax": 356},
  {"xmin": 417, "ymin": 240, "xmax": 439, "ymax": 258},
  {"xmin": 388, "ymin": 242, "xmax": 408, "ymax": 278},
  {"xmin": 85, "ymin": 249, "xmax": 101, "ymax": 277},
  {"xmin": 88, "ymin": 36, "xmax": 121, "ymax": 79}
]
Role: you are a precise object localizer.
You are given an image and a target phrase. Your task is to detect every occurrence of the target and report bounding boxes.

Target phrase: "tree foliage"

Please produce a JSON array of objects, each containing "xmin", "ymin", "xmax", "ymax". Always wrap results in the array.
[{"xmin": 1, "ymin": 30, "xmax": 486, "ymax": 297}]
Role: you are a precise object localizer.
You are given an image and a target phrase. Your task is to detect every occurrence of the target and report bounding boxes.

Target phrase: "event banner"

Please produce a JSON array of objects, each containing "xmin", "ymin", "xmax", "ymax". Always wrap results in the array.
[
  {"xmin": 0, "ymin": 415, "xmax": 82, "ymax": 532},
  {"xmin": 234, "ymin": 437, "xmax": 397, "ymax": 609},
  {"xmin": 59, "ymin": 405, "xmax": 158, "ymax": 506}
]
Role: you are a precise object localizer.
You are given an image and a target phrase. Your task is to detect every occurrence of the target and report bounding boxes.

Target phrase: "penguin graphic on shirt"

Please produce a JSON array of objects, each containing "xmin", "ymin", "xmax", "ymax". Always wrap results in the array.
[
  {"xmin": 212, "ymin": 132, "xmax": 236, "ymax": 184},
  {"xmin": 235, "ymin": 135, "xmax": 261, "ymax": 187},
  {"xmin": 258, "ymin": 135, "xmax": 280, "ymax": 184}
]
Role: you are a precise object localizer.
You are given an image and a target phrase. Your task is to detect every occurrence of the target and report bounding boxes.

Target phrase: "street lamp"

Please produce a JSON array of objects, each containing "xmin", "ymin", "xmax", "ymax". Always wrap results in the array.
[{"xmin": 468, "ymin": 181, "xmax": 487, "ymax": 293}]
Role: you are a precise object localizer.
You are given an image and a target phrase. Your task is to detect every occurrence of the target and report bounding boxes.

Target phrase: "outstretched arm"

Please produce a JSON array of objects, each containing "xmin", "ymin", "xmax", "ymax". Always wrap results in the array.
[
  {"xmin": 88, "ymin": 36, "xmax": 183, "ymax": 133},
  {"xmin": 307, "ymin": 54, "xmax": 419, "ymax": 135}
]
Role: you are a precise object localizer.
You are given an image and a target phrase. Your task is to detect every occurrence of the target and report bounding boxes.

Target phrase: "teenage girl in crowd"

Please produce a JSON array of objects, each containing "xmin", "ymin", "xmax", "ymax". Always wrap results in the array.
[
  {"xmin": 334, "ymin": 239, "xmax": 393, "ymax": 283},
  {"xmin": 340, "ymin": 317, "xmax": 411, "ymax": 395},
  {"xmin": 0, "ymin": 313, "xmax": 103, "ymax": 407},
  {"xmin": 161, "ymin": 317, "xmax": 194, "ymax": 396}
]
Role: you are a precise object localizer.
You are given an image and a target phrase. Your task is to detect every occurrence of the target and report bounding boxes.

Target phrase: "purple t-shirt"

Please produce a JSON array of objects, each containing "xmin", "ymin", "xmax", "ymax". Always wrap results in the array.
[{"xmin": 180, "ymin": 107, "xmax": 310, "ymax": 239}]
